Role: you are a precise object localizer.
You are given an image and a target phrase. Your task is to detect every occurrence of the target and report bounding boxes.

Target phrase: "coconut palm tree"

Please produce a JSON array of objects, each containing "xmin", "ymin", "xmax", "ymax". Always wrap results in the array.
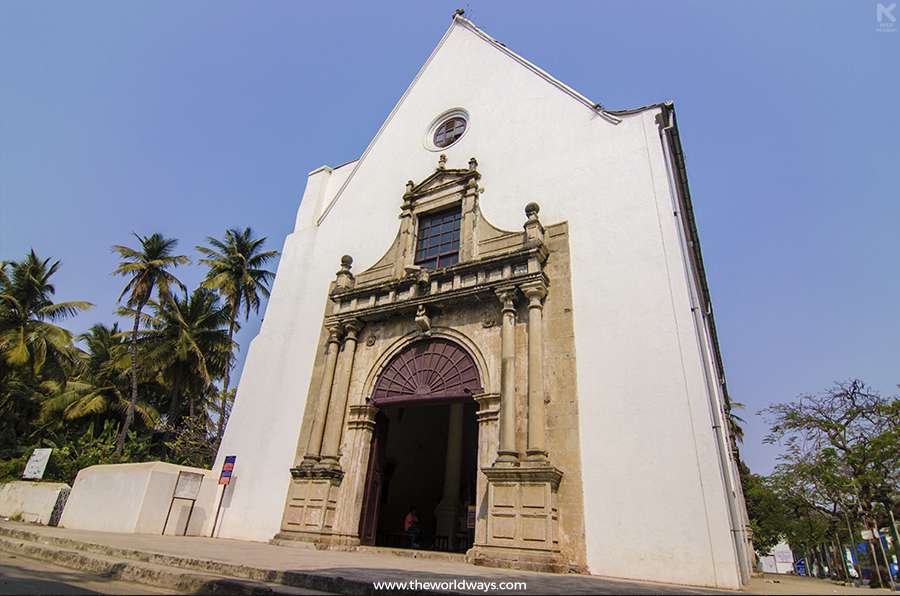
[
  {"xmin": 0, "ymin": 251, "xmax": 91, "ymax": 379},
  {"xmin": 40, "ymin": 323, "xmax": 158, "ymax": 427},
  {"xmin": 139, "ymin": 288, "xmax": 232, "ymax": 422},
  {"xmin": 197, "ymin": 228, "xmax": 278, "ymax": 441},
  {"xmin": 0, "ymin": 252, "xmax": 91, "ymax": 454},
  {"xmin": 728, "ymin": 400, "xmax": 746, "ymax": 445},
  {"xmin": 112, "ymin": 233, "xmax": 188, "ymax": 455}
]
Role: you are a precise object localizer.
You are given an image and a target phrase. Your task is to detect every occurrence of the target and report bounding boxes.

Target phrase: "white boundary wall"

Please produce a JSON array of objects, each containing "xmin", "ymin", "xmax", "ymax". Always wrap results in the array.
[{"xmin": 0, "ymin": 481, "xmax": 69, "ymax": 525}]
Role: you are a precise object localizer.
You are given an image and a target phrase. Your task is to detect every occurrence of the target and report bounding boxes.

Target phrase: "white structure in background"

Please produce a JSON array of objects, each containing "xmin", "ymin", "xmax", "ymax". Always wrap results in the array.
[
  {"xmin": 209, "ymin": 12, "xmax": 752, "ymax": 590},
  {"xmin": 60, "ymin": 462, "xmax": 216, "ymax": 536},
  {"xmin": 759, "ymin": 541, "xmax": 796, "ymax": 574}
]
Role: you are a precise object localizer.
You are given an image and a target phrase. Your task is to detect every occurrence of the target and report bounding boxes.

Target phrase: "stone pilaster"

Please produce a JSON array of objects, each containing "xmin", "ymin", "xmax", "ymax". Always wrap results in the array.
[
  {"xmin": 473, "ymin": 392, "xmax": 500, "ymax": 549},
  {"xmin": 319, "ymin": 319, "xmax": 363, "ymax": 470},
  {"xmin": 520, "ymin": 280, "xmax": 548, "ymax": 462},
  {"xmin": 493, "ymin": 286, "xmax": 519, "ymax": 467},
  {"xmin": 330, "ymin": 403, "xmax": 380, "ymax": 545},
  {"xmin": 301, "ymin": 323, "xmax": 342, "ymax": 466}
]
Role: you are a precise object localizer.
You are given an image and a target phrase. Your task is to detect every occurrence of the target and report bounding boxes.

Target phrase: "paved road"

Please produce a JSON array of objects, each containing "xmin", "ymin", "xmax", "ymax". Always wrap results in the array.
[{"xmin": 0, "ymin": 551, "xmax": 174, "ymax": 595}]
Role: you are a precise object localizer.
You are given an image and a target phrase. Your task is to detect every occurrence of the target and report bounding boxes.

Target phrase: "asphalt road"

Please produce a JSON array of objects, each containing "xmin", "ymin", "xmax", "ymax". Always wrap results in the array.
[{"xmin": 0, "ymin": 550, "xmax": 173, "ymax": 595}]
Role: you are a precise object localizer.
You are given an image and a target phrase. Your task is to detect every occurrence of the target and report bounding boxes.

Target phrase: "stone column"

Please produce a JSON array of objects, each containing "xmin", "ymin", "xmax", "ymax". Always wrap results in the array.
[
  {"xmin": 302, "ymin": 323, "xmax": 342, "ymax": 465},
  {"xmin": 435, "ymin": 402, "xmax": 464, "ymax": 550},
  {"xmin": 520, "ymin": 280, "xmax": 549, "ymax": 462},
  {"xmin": 494, "ymin": 286, "xmax": 519, "ymax": 467},
  {"xmin": 319, "ymin": 319, "xmax": 362, "ymax": 469}
]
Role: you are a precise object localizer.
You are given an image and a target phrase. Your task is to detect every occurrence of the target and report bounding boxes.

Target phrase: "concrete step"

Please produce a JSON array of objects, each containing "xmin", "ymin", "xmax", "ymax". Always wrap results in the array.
[
  {"xmin": 0, "ymin": 533, "xmax": 304, "ymax": 595},
  {"xmin": 0, "ymin": 525, "xmax": 461, "ymax": 595}
]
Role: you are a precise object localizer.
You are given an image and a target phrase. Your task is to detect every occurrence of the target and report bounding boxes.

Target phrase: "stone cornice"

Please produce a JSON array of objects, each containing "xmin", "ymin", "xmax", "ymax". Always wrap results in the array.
[
  {"xmin": 326, "ymin": 270, "xmax": 548, "ymax": 326},
  {"xmin": 290, "ymin": 466, "xmax": 344, "ymax": 482},
  {"xmin": 482, "ymin": 464, "xmax": 563, "ymax": 490}
]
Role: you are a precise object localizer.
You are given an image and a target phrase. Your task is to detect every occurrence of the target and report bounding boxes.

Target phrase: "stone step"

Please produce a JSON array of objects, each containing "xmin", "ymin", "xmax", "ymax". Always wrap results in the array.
[
  {"xmin": 0, "ymin": 534, "xmax": 302, "ymax": 595},
  {"xmin": 356, "ymin": 545, "xmax": 467, "ymax": 563}
]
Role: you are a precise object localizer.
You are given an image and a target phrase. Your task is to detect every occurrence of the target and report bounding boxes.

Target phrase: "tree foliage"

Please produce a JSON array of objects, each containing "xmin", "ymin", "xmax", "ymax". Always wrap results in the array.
[
  {"xmin": 0, "ymin": 231, "xmax": 276, "ymax": 483},
  {"xmin": 754, "ymin": 380, "xmax": 899, "ymax": 585}
]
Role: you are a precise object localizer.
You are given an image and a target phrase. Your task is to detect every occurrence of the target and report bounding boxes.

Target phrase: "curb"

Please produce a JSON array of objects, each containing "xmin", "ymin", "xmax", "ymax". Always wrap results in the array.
[
  {"xmin": 0, "ymin": 535, "xmax": 273, "ymax": 595},
  {"xmin": 0, "ymin": 525, "xmax": 461, "ymax": 596}
]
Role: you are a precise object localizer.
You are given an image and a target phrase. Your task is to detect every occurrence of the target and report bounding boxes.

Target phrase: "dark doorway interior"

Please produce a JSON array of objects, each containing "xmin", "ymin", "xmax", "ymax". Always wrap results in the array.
[{"xmin": 360, "ymin": 401, "xmax": 477, "ymax": 552}]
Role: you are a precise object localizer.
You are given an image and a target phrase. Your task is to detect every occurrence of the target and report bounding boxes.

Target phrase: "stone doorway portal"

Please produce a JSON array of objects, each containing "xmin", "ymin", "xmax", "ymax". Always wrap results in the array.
[{"xmin": 359, "ymin": 338, "xmax": 481, "ymax": 552}]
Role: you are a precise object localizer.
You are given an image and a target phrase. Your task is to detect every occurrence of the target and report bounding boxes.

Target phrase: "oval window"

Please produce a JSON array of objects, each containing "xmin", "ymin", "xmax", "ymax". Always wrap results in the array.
[{"xmin": 433, "ymin": 116, "xmax": 467, "ymax": 148}]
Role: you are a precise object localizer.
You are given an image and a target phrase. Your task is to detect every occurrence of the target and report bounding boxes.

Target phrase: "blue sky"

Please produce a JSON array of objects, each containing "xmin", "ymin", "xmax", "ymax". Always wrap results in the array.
[{"xmin": 2, "ymin": 1, "xmax": 897, "ymax": 474}]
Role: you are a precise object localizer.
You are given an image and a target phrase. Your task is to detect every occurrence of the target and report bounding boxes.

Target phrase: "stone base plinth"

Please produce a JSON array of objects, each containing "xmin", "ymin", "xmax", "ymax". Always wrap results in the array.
[
  {"xmin": 279, "ymin": 467, "xmax": 343, "ymax": 541},
  {"xmin": 472, "ymin": 463, "xmax": 565, "ymax": 573},
  {"xmin": 468, "ymin": 544, "xmax": 568, "ymax": 574}
]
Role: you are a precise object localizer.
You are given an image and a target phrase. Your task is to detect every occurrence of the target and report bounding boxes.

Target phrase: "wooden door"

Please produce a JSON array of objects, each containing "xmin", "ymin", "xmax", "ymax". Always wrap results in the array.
[{"xmin": 358, "ymin": 413, "xmax": 387, "ymax": 545}]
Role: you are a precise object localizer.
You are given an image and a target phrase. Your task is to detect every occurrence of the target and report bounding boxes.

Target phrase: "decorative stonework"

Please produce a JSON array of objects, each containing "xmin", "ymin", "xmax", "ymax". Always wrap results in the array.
[
  {"xmin": 278, "ymin": 157, "xmax": 585, "ymax": 569},
  {"xmin": 470, "ymin": 464, "xmax": 566, "ymax": 573}
]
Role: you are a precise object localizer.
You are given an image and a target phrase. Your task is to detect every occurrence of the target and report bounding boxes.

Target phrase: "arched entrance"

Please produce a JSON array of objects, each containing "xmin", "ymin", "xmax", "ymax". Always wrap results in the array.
[{"xmin": 359, "ymin": 338, "xmax": 481, "ymax": 552}]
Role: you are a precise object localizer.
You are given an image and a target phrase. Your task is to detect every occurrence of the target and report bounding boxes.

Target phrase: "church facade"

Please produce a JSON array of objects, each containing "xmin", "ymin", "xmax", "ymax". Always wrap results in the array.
[{"xmin": 212, "ymin": 14, "xmax": 752, "ymax": 590}]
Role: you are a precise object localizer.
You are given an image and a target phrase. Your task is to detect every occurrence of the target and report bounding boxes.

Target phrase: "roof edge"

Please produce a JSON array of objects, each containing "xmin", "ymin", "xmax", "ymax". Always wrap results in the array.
[
  {"xmin": 659, "ymin": 104, "xmax": 733, "ymax": 412},
  {"xmin": 453, "ymin": 15, "xmax": 623, "ymax": 125}
]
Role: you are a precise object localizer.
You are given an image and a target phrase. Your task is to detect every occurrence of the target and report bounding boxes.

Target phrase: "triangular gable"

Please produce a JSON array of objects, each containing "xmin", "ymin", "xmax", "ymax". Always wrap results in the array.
[{"xmin": 315, "ymin": 13, "xmax": 623, "ymax": 226}]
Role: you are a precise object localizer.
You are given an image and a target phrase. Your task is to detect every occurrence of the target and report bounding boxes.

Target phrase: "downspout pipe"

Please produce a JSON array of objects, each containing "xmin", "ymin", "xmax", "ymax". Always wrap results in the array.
[{"xmin": 658, "ymin": 105, "xmax": 752, "ymax": 585}]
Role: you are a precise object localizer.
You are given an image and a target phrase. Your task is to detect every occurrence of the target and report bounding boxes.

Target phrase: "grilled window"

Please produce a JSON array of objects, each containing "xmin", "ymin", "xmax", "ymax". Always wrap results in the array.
[{"xmin": 415, "ymin": 207, "xmax": 461, "ymax": 269}]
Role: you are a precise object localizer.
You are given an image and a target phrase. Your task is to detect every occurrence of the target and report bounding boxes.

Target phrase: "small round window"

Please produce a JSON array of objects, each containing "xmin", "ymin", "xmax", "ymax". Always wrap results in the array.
[{"xmin": 432, "ymin": 115, "xmax": 467, "ymax": 148}]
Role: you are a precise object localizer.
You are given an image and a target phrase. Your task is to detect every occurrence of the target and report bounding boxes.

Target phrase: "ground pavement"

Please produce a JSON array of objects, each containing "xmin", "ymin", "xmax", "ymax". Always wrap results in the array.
[{"xmin": 0, "ymin": 521, "xmax": 890, "ymax": 595}]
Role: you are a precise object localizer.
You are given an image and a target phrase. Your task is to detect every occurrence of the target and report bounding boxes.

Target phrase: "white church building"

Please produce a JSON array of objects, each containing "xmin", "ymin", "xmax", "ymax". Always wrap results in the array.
[{"xmin": 208, "ymin": 12, "xmax": 752, "ymax": 590}]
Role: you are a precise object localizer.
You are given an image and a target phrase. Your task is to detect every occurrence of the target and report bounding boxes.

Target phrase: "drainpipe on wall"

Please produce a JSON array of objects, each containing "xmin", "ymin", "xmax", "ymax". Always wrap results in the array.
[{"xmin": 658, "ymin": 106, "xmax": 752, "ymax": 585}]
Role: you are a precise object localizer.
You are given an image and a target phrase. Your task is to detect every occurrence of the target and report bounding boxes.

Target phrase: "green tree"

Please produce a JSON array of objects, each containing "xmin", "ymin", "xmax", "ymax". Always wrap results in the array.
[
  {"xmin": 139, "ymin": 288, "xmax": 232, "ymax": 422},
  {"xmin": 742, "ymin": 472, "xmax": 791, "ymax": 556},
  {"xmin": 197, "ymin": 227, "xmax": 277, "ymax": 441},
  {"xmin": 727, "ymin": 400, "xmax": 746, "ymax": 445},
  {"xmin": 0, "ymin": 252, "xmax": 91, "ymax": 456},
  {"xmin": 0, "ymin": 251, "xmax": 91, "ymax": 379},
  {"xmin": 112, "ymin": 233, "xmax": 188, "ymax": 455},
  {"xmin": 762, "ymin": 379, "xmax": 899, "ymax": 585},
  {"xmin": 39, "ymin": 323, "xmax": 158, "ymax": 428}
]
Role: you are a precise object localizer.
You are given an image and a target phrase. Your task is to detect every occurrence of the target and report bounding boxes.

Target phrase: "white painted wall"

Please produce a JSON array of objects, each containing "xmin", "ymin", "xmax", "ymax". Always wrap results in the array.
[
  {"xmin": 60, "ymin": 462, "xmax": 216, "ymax": 536},
  {"xmin": 0, "ymin": 481, "xmax": 69, "ymax": 525},
  {"xmin": 214, "ymin": 17, "xmax": 742, "ymax": 589}
]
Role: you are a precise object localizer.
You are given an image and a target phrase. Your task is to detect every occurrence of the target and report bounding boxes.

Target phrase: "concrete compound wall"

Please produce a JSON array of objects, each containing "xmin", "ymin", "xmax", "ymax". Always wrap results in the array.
[
  {"xmin": 212, "ymin": 16, "xmax": 746, "ymax": 589},
  {"xmin": 59, "ymin": 462, "xmax": 217, "ymax": 536},
  {"xmin": 0, "ymin": 481, "xmax": 70, "ymax": 525}
]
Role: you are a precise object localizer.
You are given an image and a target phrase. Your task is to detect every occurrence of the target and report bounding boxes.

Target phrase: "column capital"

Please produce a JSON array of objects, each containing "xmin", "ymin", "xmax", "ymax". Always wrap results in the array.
[
  {"xmin": 342, "ymin": 319, "xmax": 364, "ymax": 341},
  {"xmin": 519, "ymin": 280, "xmax": 548, "ymax": 306},
  {"xmin": 325, "ymin": 322, "xmax": 344, "ymax": 344},
  {"xmin": 494, "ymin": 285, "xmax": 518, "ymax": 313}
]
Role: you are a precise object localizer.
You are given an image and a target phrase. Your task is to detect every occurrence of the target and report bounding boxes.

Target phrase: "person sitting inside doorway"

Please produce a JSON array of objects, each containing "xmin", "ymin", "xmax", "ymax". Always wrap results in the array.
[{"xmin": 403, "ymin": 505, "xmax": 421, "ymax": 548}]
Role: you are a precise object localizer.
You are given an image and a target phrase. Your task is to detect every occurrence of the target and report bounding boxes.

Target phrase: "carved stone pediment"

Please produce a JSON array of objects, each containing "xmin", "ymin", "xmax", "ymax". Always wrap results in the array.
[{"xmin": 324, "ymin": 156, "xmax": 556, "ymax": 326}]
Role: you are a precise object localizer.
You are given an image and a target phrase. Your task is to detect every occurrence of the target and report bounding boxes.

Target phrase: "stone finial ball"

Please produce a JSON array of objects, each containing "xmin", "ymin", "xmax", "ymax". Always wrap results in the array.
[
  {"xmin": 341, "ymin": 255, "xmax": 353, "ymax": 268},
  {"xmin": 525, "ymin": 202, "xmax": 540, "ymax": 217}
]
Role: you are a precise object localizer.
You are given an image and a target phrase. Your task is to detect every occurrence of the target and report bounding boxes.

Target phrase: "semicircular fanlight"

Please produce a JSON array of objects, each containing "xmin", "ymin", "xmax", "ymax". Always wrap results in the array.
[{"xmin": 371, "ymin": 338, "xmax": 481, "ymax": 405}]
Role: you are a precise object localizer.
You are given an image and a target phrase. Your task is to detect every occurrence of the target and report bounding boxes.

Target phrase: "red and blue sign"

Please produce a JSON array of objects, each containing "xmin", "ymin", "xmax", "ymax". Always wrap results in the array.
[{"xmin": 219, "ymin": 456, "xmax": 236, "ymax": 485}]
